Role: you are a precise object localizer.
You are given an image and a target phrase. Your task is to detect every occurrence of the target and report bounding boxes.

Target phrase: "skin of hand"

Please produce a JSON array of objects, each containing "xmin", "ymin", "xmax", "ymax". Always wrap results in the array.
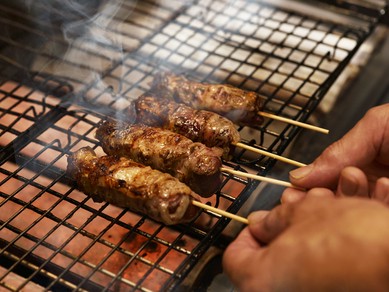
[
  {"xmin": 222, "ymin": 196, "xmax": 389, "ymax": 292},
  {"xmin": 283, "ymin": 104, "xmax": 389, "ymax": 203}
]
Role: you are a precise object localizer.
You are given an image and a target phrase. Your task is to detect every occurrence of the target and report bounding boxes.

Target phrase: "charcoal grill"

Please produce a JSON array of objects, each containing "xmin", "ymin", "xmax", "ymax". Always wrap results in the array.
[{"xmin": 0, "ymin": 0, "xmax": 388, "ymax": 291}]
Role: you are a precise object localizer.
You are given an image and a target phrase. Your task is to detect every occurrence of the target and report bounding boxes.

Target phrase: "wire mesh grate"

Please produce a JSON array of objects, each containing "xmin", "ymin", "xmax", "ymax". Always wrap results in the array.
[{"xmin": 0, "ymin": 0, "xmax": 386, "ymax": 290}]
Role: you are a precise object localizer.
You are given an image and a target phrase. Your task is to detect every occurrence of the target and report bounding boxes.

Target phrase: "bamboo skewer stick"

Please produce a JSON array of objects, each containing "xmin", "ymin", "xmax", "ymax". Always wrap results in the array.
[
  {"xmin": 258, "ymin": 111, "xmax": 329, "ymax": 134},
  {"xmin": 221, "ymin": 167, "xmax": 304, "ymax": 190},
  {"xmin": 192, "ymin": 200, "xmax": 249, "ymax": 224},
  {"xmin": 233, "ymin": 142, "xmax": 306, "ymax": 167}
]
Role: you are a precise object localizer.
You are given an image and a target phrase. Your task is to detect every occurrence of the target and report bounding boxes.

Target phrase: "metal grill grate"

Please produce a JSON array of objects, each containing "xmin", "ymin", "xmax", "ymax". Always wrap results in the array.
[{"xmin": 0, "ymin": 0, "xmax": 386, "ymax": 291}]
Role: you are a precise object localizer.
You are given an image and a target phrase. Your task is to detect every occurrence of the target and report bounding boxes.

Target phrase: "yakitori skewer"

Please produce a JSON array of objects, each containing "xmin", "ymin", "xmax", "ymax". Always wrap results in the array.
[
  {"xmin": 148, "ymin": 71, "xmax": 329, "ymax": 134},
  {"xmin": 134, "ymin": 95, "xmax": 305, "ymax": 167},
  {"xmin": 233, "ymin": 142, "xmax": 306, "ymax": 167},
  {"xmin": 192, "ymin": 200, "xmax": 249, "ymax": 224},
  {"xmin": 69, "ymin": 146, "xmax": 251, "ymax": 225},
  {"xmin": 221, "ymin": 167, "xmax": 304, "ymax": 190},
  {"xmin": 258, "ymin": 111, "xmax": 329, "ymax": 134}
]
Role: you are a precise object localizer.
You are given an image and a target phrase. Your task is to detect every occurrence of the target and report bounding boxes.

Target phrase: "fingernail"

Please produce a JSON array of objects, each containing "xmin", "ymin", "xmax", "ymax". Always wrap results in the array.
[
  {"xmin": 281, "ymin": 192, "xmax": 305, "ymax": 204},
  {"xmin": 289, "ymin": 164, "xmax": 313, "ymax": 180},
  {"xmin": 248, "ymin": 211, "xmax": 268, "ymax": 224},
  {"xmin": 375, "ymin": 177, "xmax": 389, "ymax": 201},
  {"xmin": 339, "ymin": 174, "xmax": 358, "ymax": 196}
]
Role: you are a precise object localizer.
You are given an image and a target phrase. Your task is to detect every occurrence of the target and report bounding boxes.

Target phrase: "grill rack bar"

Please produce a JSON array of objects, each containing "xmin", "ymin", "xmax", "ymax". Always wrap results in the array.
[{"xmin": 0, "ymin": 239, "xmax": 103, "ymax": 291}]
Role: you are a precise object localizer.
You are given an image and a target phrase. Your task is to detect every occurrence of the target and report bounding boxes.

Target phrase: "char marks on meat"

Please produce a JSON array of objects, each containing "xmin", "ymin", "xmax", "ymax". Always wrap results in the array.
[
  {"xmin": 135, "ymin": 95, "xmax": 240, "ymax": 160},
  {"xmin": 150, "ymin": 72, "xmax": 264, "ymax": 128},
  {"xmin": 67, "ymin": 146, "xmax": 201, "ymax": 225},
  {"xmin": 95, "ymin": 119, "xmax": 223, "ymax": 197}
]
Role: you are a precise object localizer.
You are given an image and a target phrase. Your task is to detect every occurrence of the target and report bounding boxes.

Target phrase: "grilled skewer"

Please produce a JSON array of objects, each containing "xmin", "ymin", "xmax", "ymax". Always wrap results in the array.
[
  {"xmin": 149, "ymin": 71, "xmax": 328, "ymax": 134},
  {"xmin": 134, "ymin": 95, "xmax": 305, "ymax": 167},
  {"xmin": 134, "ymin": 94, "xmax": 240, "ymax": 160},
  {"xmin": 192, "ymin": 200, "xmax": 249, "ymax": 224},
  {"xmin": 67, "ymin": 146, "xmax": 201, "ymax": 225},
  {"xmin": 95, "ymin": 119, "xmax": 223, "ymax": 197},
  {"xmin": 150, "ymin": 71, "xmax": 264, "ymax": 128},
  {"xmin": 67, "ymin": 147, "xmax": 250, "ymax": 225}
]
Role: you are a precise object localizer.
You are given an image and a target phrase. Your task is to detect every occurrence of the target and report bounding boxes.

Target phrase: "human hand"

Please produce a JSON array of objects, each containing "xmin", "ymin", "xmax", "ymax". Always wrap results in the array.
[
  {"xmin": 284, "ymin": 166, "xmax": 389, "ymax": 203},
  {"xmin": 222, "ymin": 196, "xmax": 389, "ymax": 292},
  {"xmin": 284, "ymin": 104, "xmax": 389, "ymax": 203}
]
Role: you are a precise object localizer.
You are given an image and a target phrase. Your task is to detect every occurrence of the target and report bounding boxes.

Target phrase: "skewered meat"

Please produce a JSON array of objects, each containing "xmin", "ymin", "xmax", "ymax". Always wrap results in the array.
[
  {"xmin": 67, "ymin": 146, "xmax": 201, "ymax": 225},
  {"xmin": 95, "ymin": 119, "xmax": 223, "ymax": 197},
  {"xmin": 134, "ymin": 94, "xmax": 240, "ymax": 160},
  {"xmin": 149, "ymin": 71, "xmax": 264, "ymax": 128}
]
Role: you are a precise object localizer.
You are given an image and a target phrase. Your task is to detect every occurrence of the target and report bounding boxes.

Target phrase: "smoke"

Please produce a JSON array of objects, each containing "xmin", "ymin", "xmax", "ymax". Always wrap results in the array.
[{"xmin": 27, "ymin": 0, "xmax": 138, "ymax": 100}]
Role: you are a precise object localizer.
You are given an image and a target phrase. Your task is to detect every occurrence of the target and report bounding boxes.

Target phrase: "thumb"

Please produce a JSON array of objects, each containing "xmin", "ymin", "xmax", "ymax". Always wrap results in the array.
[
  {"xmin": 289, "ymin": 105, "xmax": 389, "ymax": 189},
  {"xmin": 288, "ymin": 141, "xmax": 354, "ymax": 189}
]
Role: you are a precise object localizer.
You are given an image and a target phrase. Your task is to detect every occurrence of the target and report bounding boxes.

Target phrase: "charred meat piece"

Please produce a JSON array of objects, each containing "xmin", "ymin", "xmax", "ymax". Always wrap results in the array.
[
  {"xmin": 67, "ymin": 146, "xmax": 201, "ymax": 225},
  {"xmin": 134, "ymin": 95, "xmax": 240, "ymax": 160},
  {"xmin": 150, "ymin": 72, "xmax": 264, "ymax": 128},
  {"xmin": 95, "ymin": 119, "xmax": 223, "ymax": 197}
]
